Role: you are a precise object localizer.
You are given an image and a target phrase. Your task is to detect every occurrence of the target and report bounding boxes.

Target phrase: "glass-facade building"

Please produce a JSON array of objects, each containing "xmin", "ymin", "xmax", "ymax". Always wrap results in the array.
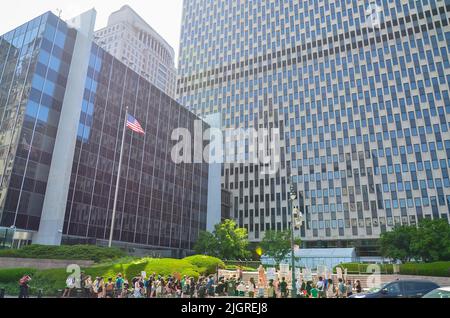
[
  {"xmin": 178, "ymin": 0, "xmax": 450, "ymax": 254},
  {"xmin": 0, "ymin": 11, "xmax": 209, "ymax": 252}
]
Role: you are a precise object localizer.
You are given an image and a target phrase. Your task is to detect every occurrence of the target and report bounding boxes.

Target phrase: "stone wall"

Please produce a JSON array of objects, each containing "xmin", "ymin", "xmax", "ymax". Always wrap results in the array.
[{"xmin": 0, "ymin": 257, "xmax": 94, "ymax": 270}]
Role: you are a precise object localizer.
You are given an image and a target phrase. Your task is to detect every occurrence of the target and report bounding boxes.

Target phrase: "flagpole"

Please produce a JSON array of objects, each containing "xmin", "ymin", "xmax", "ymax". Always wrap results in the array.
[{"xmin": 109, "ymin": 106, "xmax": 128, "ymax": 248}]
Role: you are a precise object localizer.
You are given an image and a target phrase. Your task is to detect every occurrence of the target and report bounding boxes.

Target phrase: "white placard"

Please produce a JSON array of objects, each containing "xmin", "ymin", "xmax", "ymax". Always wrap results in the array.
[
  {"xmin": 336, "ymin": 267, "xmax": 343, "ymax": 279},
  {"xmin": 295, "ymin": 268, "xmax": 301, "ymax": 280},
  {"xmin": 302, "ymin": 268, "xmax": 312, "ymax": 281},
  {"xmin": 141, "ymin": 271, "xmax": 147, "ymax": 279},
  {"xmin": 266, "ymin": 268, "xmax": 276, "ymax": 280},
  {"xmin": 279, "ymin": 264, "xmax": 289, "ymax": 276}
]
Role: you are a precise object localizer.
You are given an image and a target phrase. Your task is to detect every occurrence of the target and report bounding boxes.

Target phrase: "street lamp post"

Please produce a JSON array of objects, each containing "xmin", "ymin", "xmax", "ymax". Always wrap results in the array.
[
  {"xmin": 289, "ymin": 183, "xmax": 297, "ymax": 298},
  {"xmin": 289, "ymin": 179, "xmax": 305, "ymax": 298}
]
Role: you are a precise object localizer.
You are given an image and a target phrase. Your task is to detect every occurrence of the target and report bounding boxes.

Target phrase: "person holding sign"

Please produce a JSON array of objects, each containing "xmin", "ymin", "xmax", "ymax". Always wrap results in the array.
[{"xmin": 258, "ymin": 265, "xmax": 266, "ymax": 287}]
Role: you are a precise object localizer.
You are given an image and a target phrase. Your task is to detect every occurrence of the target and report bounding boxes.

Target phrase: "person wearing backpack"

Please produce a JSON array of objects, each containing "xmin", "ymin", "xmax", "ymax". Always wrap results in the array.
[
  {"xmin": 267, "ymin": 279, "xmax": 276, "ymax": 298},
  {"xmin": 19, "ymin": 275, "xmax": 31, "ymax": 298},
  {"xmin": 206, "ymin": 276, "xmax": 215, "ymax": 297},
  {"xmin": 316, "ymin": 276, "xmax": 326, "ymax": 298},
  {"xmin": 62, "ymin": 275, "xmax": 76, "ymax": 298},
  {"xmin": 227, "ymin": 276, "xmax": 236, "ymax": 297},
  {"xmin": 97, "ymin": 277, "xmax": 105, "ymax": 298},
  {"xmin": 337, "ymin": 278, "xmax": 346, "ymax": 298},
  {"xmin": 103, "ymin": 278, "xmax": 114, "ymax": 298},
  {"xmin": 346, "ymin": 280, "xmax": 353, "ymax": 297},
  {"xmin": 133, "ymin": 277, "xmax": 143, "ymax": 298},
  {"xmin": 279, "ymin": 277, "xmax": 288, "ymax": 298},
  {"xmin": 248, "ymin": 277, "xmax": 256, "ymax": 298},
  {"xmin": 326, "ymin": 279, "xmax": 335, "ymax": 298},
  {"xmin": 115, "ymin": 274, "xmax": 124, "ymax": 298}
]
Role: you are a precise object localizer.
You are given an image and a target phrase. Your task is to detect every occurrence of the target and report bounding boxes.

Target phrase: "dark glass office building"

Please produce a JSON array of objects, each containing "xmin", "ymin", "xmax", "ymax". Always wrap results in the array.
[{"xmin": 0, "ymin": 11, "xmax": 209, "ymax": 252}]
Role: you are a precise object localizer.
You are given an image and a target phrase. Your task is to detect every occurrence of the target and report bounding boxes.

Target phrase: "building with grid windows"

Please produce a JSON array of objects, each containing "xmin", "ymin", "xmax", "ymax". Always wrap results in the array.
[
  {"xmin": 177, "ymin": 0, "xmax": 450, "ymax": 255},
  {"xmin": 0, "ymin": 10, "xmax": 209, "ymax": 253},
  {"xmin": 94, "ymin": 5, "xmax": 177, "ymax": 98}
]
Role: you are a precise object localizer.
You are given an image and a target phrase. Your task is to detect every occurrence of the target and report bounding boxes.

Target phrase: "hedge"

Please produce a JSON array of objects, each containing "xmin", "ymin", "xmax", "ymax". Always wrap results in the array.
[
  {"xmin": 334, "ymin": 262, "xmax": 450, "ymax": 277},
  {"xmin": 0, "ymin": 245, "xmax": 126, "ymax": 263},
  {"xmin": 333, "ymin": 263, "xmax": 394, "ymax": 274},
  {"xmin": 399, "ymin": 262, "xmax": 450, "ymax": 277},
  {"xmin": 0, "ymin": 255, "xmax": 222, "ymax": 296},
  {"xmin": 224, "ymin": 265, "xmax": 258, "ymax": 272}
]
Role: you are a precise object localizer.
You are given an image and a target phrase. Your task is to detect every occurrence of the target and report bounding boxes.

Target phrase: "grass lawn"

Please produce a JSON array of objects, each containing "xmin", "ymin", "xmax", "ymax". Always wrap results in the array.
[{"xmin": 0, "ymin": 254, "xmax": 225, "ymax": 297}]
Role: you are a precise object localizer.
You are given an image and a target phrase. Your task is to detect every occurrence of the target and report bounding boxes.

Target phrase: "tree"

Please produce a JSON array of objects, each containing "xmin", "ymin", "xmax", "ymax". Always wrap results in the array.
[
  {"xmin": 194, "ymin": 231, "xmax": 217, "ymax": 255},
  {"xmin": 411, "ymin": 219, "xmax": 450, "ymax": 262},
  {"xmin": 194, "ymin": 219, "xmax": 251, "ymax": 260},
  {"xmin": 380, "ymin": 225, "xmax": 416, "ymax": 263},
  {"xmin": 260, "ymin": 230, "xmax": 301, "ymax": 267},
  {"xmin": 379, "ymin": 219, "xmax": 450, "ymax": 263}
]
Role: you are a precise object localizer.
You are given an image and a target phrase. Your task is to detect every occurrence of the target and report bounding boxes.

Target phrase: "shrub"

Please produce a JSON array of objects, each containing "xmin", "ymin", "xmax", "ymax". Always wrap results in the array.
[
  {"xmin": 224, "ymin": 265, "xmax": 258, "ymax": 272},
  {"xmin": 333, "ymin": 263, "xmax": 394, "ymax": 274},
  {"xmin": 0, "ymin": 245, "xmax": 126, "ymax": 263},
  {"xmin": 334, "ymin": 262, "xmax": 450, "ymax": 277},
  {"xmin": 0, "ymin": 268, "xmax": 37, "ymax": 284},
  {"xmin": 183, "ymin": 255, "xmax": 225, "ymax": 275},
  {"xmin": 399, "ymin": 262, "xmax": 450, "ymax": 277}
]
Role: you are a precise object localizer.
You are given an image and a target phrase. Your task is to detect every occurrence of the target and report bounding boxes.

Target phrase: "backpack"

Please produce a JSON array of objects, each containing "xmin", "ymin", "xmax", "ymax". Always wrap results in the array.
[
  {"xmin": 339, "ymin": 283, "xmax": 346, "ymax": 294},
  {"xmin": 106, "ymin": 283, "xmax": 114, "ymax": 292}
]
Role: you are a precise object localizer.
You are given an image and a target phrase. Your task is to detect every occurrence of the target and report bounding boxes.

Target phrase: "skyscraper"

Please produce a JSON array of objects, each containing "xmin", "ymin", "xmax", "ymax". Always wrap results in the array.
[
  {"xmin": 94, "ymin": 5, "xmax": 177, "ymax": 98},
  {"xmin": 178, "ymin": 0, "xmax": 450, "ymax": 255},
  {"xmin": 0, "ymin": 10, "xmax": 209, "ymax": 254}
]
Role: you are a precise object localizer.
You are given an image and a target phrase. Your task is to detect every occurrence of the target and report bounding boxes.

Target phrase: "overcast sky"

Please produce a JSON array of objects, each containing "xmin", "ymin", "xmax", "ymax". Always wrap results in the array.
[{"xmin": 0, "ymin": 0, "xmax": 183, "ymax": 63}]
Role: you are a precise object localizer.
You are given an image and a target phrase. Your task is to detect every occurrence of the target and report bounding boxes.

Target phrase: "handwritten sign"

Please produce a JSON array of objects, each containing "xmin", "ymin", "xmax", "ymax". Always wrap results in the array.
[{"xmin": 266, "ymin": 268, "xmax": 276, "ymax": 280}]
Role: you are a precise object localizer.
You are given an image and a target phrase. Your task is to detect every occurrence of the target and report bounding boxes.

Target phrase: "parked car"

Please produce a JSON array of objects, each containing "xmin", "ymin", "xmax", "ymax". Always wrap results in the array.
[
  {"xmin": 423, "ymin": 287, "xmax": 450, "ymax": 298},
  {"xmin": 349, "ymin": 280, "xmax": 439, "ymax": 298}
]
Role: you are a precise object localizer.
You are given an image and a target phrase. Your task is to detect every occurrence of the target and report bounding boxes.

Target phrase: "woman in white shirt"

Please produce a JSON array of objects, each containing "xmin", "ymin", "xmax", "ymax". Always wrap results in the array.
[{"xmin": 134, "ymin": 278, "xmax": 142, "ymax": 298}]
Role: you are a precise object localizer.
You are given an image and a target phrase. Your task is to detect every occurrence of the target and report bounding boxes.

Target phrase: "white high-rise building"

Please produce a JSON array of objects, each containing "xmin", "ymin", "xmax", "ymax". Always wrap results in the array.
[
  {"xmin": 95, "ymin": 5, "xmax": 177, "ymax": 98},
  {"xmin": 177, "ymin": 0, "xmax": 450, "ymax": 256}
]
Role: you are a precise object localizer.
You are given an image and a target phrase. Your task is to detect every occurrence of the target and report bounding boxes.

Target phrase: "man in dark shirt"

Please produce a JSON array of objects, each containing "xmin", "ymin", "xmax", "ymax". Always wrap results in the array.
[{"xmin": 280, "ymin": 277, "xmax": 288, "ymax": 298}]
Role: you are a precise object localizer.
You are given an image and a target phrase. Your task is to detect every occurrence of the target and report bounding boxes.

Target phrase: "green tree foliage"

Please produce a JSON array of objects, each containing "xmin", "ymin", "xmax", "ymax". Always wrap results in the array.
[
  {"xmin": 260, "ymin": 230, "xmax": 301, "ymax": 266},
  {"xmin": 194, "ymin": 219, "xmax": 250, "ymax": 260},
  {"xmin": 380, "ymin": 225, "xmax": 416, "ymax": 263},
  {"xmin": 380, "ymin": 219, "xmax": 450, "ymax": 263},
  {"xmin": 412, "ymin": 219, "xmax": 450, "ymax": 262}
]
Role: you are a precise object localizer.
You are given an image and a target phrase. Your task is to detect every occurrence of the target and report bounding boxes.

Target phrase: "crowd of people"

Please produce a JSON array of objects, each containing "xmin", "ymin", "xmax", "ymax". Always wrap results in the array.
[
  {"xmin": 57, "ymin": 272, "xmax": 363, "ymax": 298},
  {"xmin": 17, "ymin": 268, "xmax": 364, "ymax": 299}
]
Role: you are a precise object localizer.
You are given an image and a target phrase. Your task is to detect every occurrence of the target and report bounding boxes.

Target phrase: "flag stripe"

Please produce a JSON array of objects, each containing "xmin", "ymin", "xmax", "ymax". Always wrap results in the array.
[{"xmin": 126, "ymin": 114, "xmax": 145, "ymax": 135}]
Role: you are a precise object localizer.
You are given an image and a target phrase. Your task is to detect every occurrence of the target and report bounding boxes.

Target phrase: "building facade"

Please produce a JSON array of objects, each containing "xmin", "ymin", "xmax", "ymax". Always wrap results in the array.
[
  {"xmin": 94, "ymin": 5, "xmax": 177, "ymax": 98},
  {"xmin": 0, "ymin": 10, "xmax": 209, "ymax": 252},
  {"xmin": 178, "ymin": 0, "xmax": 450, "ymax": 254}
]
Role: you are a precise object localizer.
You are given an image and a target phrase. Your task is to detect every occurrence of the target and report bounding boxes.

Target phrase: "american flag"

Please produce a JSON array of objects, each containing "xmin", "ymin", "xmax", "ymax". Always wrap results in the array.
[{"xmin": 126, "ymin": 114, "xmax": 145, "ymax": 135}]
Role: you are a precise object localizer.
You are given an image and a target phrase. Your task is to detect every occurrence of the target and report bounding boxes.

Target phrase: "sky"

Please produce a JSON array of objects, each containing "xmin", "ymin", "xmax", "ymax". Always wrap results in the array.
[{"xmin": 0, "ymin": 0, "xmax": 184, "ymax": 63}]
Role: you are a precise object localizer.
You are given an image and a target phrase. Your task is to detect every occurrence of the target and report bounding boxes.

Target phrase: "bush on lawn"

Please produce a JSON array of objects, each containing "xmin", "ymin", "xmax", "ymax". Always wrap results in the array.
[
  {"xmin": 0, "ymin": 244, "xmax": 126, "ymax": 263},
  {"xmin": 334, "ymin": 262, "xmax": 450, "ymax": 277},
  {"xmin": 183, "ymin": 255, "xmax": 225, "ymax": 275},
  {"xmin": 399, "ymin": 262, "xmax": 450, "ymax": 277},
  {"xmin": 224, "ymin": 265, "xmax": 258, "ymax": 272},
  {"xmin": 333, "ymin": 263, "xmax": 394, "ymax": 274},
  {"xmin": 0, "ymin": 268, "xmax": 37, "ymax": 284}
]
